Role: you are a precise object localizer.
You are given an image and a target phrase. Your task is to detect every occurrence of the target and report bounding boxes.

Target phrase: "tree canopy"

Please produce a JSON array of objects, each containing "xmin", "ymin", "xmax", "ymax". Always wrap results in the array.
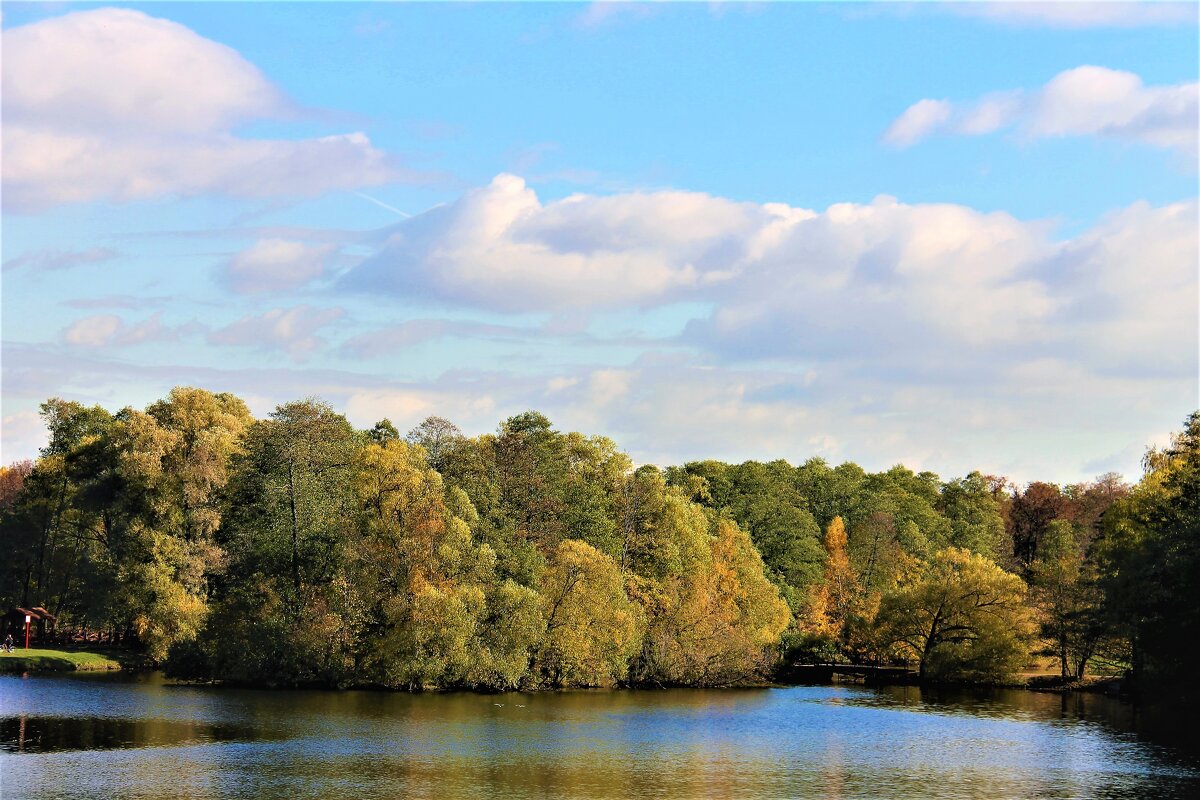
[{"xmin": 2, "ymin": 388, "xmax": 1190, "ymax": 692}]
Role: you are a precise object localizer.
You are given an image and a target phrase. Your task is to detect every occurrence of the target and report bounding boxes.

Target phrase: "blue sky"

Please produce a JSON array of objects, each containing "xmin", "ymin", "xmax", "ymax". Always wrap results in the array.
[{"xmin": 2, "ymin": 1, "xmax": 1197, "ymax": 483}]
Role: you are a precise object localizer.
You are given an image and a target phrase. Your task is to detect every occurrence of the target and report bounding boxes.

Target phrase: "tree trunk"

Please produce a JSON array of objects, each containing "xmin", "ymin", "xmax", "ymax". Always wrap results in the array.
[{"xmin": 288, "ymin": 462, "xmax": 301, "ymax": 599}]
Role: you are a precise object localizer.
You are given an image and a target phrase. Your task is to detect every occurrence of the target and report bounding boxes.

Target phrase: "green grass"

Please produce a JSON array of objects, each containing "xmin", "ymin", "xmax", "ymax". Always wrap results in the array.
[{"xmin": 0, "ymin": 647, "xmax": 122, "ymax": 673}]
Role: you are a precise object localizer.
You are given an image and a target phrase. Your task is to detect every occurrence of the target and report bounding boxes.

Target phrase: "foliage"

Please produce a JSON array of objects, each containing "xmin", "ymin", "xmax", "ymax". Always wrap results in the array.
[
  {"xmin": 876, "ymin": 548, "xmax": 1033, "ymax": 682},
  {"xmin": 1095, "ymin": 412, "xmax": 1200, "ymax": 699},
  {"xmin": 3, "ymin": 388, "xmax": 1191, "ymax": 693}
]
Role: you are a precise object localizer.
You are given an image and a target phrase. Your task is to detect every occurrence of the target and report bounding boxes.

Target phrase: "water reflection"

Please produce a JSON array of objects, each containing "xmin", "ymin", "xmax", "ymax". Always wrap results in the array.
[
  {"xmin": 1, "ymin": 715, "xmax": 280, "ymax": 753},
  {"xmin": 0, "ymin": 674, "xmax": 1196, "ymax": 800}
]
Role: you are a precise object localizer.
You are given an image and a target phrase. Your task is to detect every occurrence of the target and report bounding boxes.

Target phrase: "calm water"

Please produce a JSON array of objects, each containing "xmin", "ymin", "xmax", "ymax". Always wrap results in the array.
[{"xmin": 1, "ymin": 673, "xmax": 1197, "ymax": 799}]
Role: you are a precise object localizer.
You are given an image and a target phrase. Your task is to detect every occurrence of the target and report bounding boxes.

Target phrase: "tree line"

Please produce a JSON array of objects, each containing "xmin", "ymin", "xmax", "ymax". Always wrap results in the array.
[{"xmin": 1, "ymin": 388, "xmax": 1195, "ymax": 696}]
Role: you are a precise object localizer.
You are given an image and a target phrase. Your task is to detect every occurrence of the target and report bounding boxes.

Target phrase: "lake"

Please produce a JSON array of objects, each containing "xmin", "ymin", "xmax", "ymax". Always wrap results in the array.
[{"xmin": 2, "ymin": 672, "xmax": 1197, "ymax": 799}]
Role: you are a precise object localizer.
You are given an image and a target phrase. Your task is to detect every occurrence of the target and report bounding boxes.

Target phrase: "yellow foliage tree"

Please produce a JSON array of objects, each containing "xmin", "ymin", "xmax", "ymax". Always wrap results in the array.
[
  {"xmin": 876, "ymin": 547, "xmax": 1033, "ymax": 681},
  {"xmin": 538, "ymin": 539, "xmax": 642, "ymax": 687},
  {"xmin": 634, "ymin": 520, "xmax": 791, "ymax": 686},
  {"xmin": 809, "ymin": 516, "xmax": 857, "ymax": 640}
]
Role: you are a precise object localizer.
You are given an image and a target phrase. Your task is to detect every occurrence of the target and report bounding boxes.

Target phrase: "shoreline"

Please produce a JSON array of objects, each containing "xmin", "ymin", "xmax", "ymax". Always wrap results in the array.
[{"xmin": 3, "ymin": 656, "xmax": 1129, "ymax": 700}]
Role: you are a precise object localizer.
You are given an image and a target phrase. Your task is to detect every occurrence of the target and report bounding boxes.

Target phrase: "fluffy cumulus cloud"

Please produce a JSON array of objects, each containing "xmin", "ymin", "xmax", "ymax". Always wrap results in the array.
[
  {"xmin": 347, "ymin": 175, "xmax": 1195, "ymax": 372},
  {"xmin": 207, "ymin": 306, "xmax": 345, "ymax": 359},
  {"xmin": 1, "ymin": 8, "xmax": 401, "ymax": 211},
  {"xmin": 224, "ymin": 239, "xmax": 337, "ymax": 294},
  {"xmin": 345, "ymin": 173, "xmax": 764, "ymax": 311},
  {"xmin": 685, "ymin": 198, "xmax": 1198, "ymax": 382},
  {"xmin": 885, "ymin": 66, "xmax": 1199, "ymax": 157}
]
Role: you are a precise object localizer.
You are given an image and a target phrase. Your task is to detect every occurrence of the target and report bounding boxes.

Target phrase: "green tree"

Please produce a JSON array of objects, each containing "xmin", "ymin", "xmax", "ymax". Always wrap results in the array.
[
  {"xmin": 1096, "ymin": 412, "xmax": 1200, "ymax": 698},
  {"xmin": 1029, "ymin": 520, "xmax": 1106, "ymax": 679},
  {"xmin": 197, "ymin": 400, "xmax": 360, "ymax": 684},
  {"xmin": 877, "ymin": 547, "xmax": 1032, "ymax": 682},
  {"xmin": 938, "ymin": 472, "xmax": 1008, "ymax": 559}
]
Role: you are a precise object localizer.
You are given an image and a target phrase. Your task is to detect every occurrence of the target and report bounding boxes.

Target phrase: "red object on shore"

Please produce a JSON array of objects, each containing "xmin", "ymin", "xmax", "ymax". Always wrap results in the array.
[{"xmin": 25, "ymin": 615, "xmax": 30, "ymax": 649}]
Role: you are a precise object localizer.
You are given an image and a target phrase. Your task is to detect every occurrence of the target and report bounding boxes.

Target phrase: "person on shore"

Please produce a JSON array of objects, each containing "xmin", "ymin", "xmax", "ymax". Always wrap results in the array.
[{"xmin": 3, "ymin": 634, "xmax": 13, "ymax": 653}]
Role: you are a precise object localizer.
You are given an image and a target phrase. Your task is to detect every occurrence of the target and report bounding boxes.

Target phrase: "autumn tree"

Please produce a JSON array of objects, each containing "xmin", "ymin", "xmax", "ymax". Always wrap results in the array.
[
  {"xmin": 627, "ymin": 486, "xmax": 791, "ymax": 686},
  {"xmin": 1010, "ymin": 482, "xmax": 1066, "ymax": 571},
  {"xmin": 537, "ymin": 539, "xmax": 641, "ymax": 687},
  {"xmin": 810, "ymin": 516, "xmax": 857, "ymax": 639},
  {"xmin": 876, "ymin": 547, "xmax": 1032, "ymax": 682},
  {"xmin": 197, "ymin": 400, "xmax": 360, "ymax": 684},
  {"xmin": 405, "ymin": 416, "xmax": 462, "ymax": 471}
]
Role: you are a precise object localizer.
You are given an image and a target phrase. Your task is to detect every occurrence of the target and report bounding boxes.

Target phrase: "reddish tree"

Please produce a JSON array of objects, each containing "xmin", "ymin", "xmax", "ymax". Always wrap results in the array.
[
  {"xmin": 1010, "ymin": 482, "xmax": 1066, "ymax": 569},
  {"xmin": 0, "ymin": 460, "xmax": 33, "ymax": 510}
]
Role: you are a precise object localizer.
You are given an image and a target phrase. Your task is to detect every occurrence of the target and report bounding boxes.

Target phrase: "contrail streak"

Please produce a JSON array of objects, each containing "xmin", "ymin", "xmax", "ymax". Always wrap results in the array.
[{"xmin": 355, "ymin": 191, "xmax": 411, "ymax": 218}]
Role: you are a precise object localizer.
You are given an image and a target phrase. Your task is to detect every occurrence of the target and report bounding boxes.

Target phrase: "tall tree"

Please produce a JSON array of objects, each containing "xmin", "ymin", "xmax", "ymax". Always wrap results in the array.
[
  {"xmin": 1096, "ymin": 412, "xmax": 1200, "ymax": 698},
  {"xmin": 1029, "ymin": 520, "xmax": 1106, "ymax": 679}
]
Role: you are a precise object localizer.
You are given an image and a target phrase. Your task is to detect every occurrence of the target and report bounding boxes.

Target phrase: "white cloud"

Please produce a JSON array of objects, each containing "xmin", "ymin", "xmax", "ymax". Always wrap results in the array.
[
  {"xmin": 2, "ymin": 8, "xmax": 403, "ymax": 211},
  {"xmin": 61, "ymin": 313, "xmax": 193, "ymax": 348},
  {"xmin": 345, "ymin": 176, "xmax": 1196, "ymax": 376},
  {"xmin": 2, "ymin": 325, "xmax": 1192, "ymax": 484},
  {"xmin": 346, "ymin": 173, "xmax": 782, "ymax": 311},
  {"xmin": 1050, "ymin": 200, "xmax": 1199, "ymax": 375},
  {"xmin": 0, "ymin": 411, "xmax": 48, "ymax": 465},
  {"xmin": 6, "ymin": 171, "xmax": 1196, "ymax": 485},
  {"xmin": 574, "ymin": 2, "xmax": 659, "ymax": 29},
  {"xmin": 207, "ymin": 306, "xmax": 345, "ymax": 359},
  {"xmin": 224, "ymin": 239, "xmax": 337, "ymax": 294},
  {"xmin": 62, "ymin": 315, "xmax": 123, "ymax": 348},
  {"xmin": 687, "ymin": 197, "xmax": 1197, "ymax": 381},
  {"xmin": 342, "ymin": 176, "xmax": 1196, "ymax": 461},
  {"xmin": 883, "ymin": 99, "xmax": 953, "ymax": 148},
  {"xmin": 886, "ymin": 65, "xmax": 1198, "ymax": 157},
  {"xmin": 348, "ymin": 176, "xmax": 1066, "ymax": 350},
  {"xmin": 952, "ymin": 2, "xmax": 1199, "ymax": 29}
]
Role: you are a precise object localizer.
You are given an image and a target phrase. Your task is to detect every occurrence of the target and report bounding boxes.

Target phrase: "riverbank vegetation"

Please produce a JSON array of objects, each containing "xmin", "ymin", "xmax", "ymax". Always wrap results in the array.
[{"xmin": 1, "ymin": 389, "xmax": 1195, "ymax": 695}]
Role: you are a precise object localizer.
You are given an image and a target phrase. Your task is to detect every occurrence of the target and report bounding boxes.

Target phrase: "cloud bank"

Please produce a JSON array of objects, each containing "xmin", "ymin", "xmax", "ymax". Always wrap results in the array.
[
  {"xmin": 885, "ymin": 66, "xmax": 1199, "ymax": 157},
  {"xmin": 346, "ymin": 175, "xmax": 1195, "ymax": 380}
]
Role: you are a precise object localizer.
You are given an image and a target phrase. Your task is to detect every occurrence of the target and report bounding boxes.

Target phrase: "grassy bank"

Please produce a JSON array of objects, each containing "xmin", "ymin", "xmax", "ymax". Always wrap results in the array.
[{"xmin": 0, "ymin": 648, "xmax": 122, "ymax": 673}]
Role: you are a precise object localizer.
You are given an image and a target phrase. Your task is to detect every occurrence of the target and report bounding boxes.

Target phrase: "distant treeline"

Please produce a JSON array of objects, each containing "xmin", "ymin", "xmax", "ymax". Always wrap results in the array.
[{"xmin": 1, "ymin": 389, "xmax": 1196, "ymax": 694}]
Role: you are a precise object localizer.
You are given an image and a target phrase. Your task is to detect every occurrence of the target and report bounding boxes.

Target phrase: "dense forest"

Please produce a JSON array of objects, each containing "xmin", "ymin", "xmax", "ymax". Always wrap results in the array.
[{"xmin": 1, "ymin": 388, "xmax": 1196, "ymax": 696}]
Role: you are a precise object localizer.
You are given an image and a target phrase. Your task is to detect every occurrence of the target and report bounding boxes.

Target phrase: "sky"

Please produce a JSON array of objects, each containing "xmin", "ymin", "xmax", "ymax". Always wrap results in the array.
[{"xmin": 1, "ymin": 1, "xmax": 1197, "ymax": 484}]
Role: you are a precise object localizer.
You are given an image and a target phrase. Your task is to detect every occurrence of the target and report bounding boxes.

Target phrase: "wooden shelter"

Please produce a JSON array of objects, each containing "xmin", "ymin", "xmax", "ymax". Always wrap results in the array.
[{"xmin": 2, "ymin": 607, "xmax": 57, "ymax": 643}]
